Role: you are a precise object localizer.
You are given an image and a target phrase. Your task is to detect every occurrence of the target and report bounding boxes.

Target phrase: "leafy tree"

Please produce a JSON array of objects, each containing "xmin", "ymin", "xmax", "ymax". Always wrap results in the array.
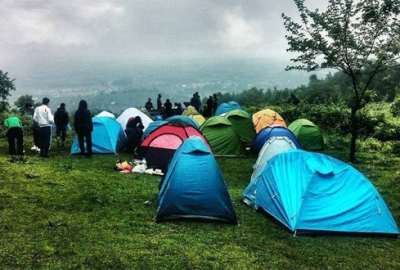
[
  {"xmin": 0, "ymin": 70, "xmax": 16, "ymax": 113},
  {"xmin": 14, "ymin": 95, "xmax": 35, "ymax": 114},
  {"xmin": 282, "ymin": 0, "xmax": 400, "ymax": 161}
]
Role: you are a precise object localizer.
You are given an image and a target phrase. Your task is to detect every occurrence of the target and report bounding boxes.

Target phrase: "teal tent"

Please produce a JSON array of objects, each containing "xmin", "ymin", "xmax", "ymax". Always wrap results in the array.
[
  {"xmin": 155, "ymin": 137, "xmax": 238, "ymax": 224},
  {"xmin": 243, "ymin": 149, "xmax": 399, "ymax": 235},
  {"xmin": 70, "ymin": 116, "xmax": 126, "ymax": 154}
]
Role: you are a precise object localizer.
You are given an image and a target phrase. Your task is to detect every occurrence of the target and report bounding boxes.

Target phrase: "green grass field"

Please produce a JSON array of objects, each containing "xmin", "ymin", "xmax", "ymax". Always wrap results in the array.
[{"xmin": 0, "ymin": 135, "xmax": 399, "ymax": 269}]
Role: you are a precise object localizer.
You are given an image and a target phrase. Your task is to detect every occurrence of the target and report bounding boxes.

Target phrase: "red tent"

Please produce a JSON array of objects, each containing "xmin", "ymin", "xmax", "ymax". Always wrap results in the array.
[{"xmin": 137, "ymin": 123, "xmax": 212, "ymax": 171}]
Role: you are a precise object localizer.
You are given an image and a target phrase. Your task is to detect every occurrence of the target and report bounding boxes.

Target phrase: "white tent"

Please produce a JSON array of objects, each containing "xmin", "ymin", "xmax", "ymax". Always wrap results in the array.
[
  {"xmin": 252, "ymin": 136, "xmax": 298, "ymax": 179},
  {"xmin": 117, "ymin": 108, "xmax": 153, "ymax": 132},
  {"xmin": 95, "ymin": 111, "xmax": 116, "ymax": 119}
]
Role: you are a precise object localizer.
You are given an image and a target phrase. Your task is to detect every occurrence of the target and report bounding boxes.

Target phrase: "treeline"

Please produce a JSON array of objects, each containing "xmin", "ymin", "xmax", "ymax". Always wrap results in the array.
[{"xmin": 216, "ymin": 67, "xmax": 400, "ymax": 107}]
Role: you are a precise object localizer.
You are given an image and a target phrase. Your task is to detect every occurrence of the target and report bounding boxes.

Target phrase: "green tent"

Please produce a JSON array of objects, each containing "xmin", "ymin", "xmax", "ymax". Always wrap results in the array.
[
  {"xmin": 200, "ymin": 116, "xmax": 247, "ymax": 156},
  {"xmin": 288, "ymin": 119, "xmax": 324, "ymax": 150},
  {"xmin": 225, "ymin": 109, "xmax": 256, "ymax": 143}
]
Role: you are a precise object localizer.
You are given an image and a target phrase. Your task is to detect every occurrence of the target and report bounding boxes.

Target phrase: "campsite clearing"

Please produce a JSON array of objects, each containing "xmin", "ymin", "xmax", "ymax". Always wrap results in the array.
[{"xmin": 0, "ymin": 136, "xmax": 399, "ymax": 269}]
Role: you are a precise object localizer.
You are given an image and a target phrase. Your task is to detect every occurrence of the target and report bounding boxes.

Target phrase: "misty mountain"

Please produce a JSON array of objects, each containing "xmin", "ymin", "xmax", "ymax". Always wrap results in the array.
[{"xmin": 11, "ymin": 58, "xmax": 319, "ymax": 113}]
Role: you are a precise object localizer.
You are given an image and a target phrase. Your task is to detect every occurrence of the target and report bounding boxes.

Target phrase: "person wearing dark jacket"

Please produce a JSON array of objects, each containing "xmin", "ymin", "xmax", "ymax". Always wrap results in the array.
[
  {"xmin": 125, "ymin": 116, "xmax": 144, "ymax": 155},
  {"xmin": 54, "ymin": 103, "xmax": 69, "ymax": 147},
  {"xmin": 157, "ymin": 94, "xmax": 163, "ymax": 110},
  {"xmin": 145, "ymin": 98, "xmax": 154, "ymax": 110},
  {"xmin": 74, "ymin": 100, "xmax": 93, "ymax": 157},
  {"xmin": 164, "ymin": 99, "xmax": 173, "ymax": 118}
]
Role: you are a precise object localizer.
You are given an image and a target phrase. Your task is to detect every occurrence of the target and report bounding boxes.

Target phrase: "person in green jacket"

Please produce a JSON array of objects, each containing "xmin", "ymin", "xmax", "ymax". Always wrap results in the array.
[{"xmin": 4, "ymin": 115, "xmax": 24, "ymax": 155}]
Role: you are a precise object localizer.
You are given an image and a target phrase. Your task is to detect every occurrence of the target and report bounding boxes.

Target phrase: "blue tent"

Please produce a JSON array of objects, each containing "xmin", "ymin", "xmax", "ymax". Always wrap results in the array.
[
  {"xmin": 243, "ymin": 149, "xmax": 399, "ymax": 235},
  {"xmin": 155, "ymin": 137, "xmax": 238, "ymax": 224},
  {"xmin": 166, "ymin": 115, "xmax": 200, "ymax": 129},
  {"xmin": 252, "ymin": 126, "xmax": 300, "ymax": 153},
  {"xmin": 70, "ymin": 116, "xmax": 126, "ymax": 154},
  {"xmin": 215, "ymin": 101, "xmax": 242, "ymax": 116},
  {"xmin": 142, "ymin": 120, "xmax": 168, "ymax": 138}
]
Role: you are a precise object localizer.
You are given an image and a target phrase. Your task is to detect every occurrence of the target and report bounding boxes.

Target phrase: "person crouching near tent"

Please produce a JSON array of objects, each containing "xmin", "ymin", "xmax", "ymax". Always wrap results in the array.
[
  {"xmin": 125, "ymin": 116, "xmax": 144, "ymax": 157},
  {"xmin": 4, "ymin": 115, "xmax": 24, "ymax": 155},
  {"xmin": 74, "ymin": 100, "xmax": 93, "ymax": 157},
  {"xmin": 33, "ymin": 97, "xmax": 54, "ymax": 158}
]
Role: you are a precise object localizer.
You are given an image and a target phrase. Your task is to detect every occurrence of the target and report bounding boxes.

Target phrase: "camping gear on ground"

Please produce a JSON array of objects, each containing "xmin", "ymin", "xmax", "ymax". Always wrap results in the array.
[
  {"xmin": 224, "ymin": 109, "xmax": 256, "ymax": 144},
  {"xmin": 215, "ymin": 101, "xmax": 242, "ymax": 116},
  {"xmin": 117, "ymin": 108, "xmax": 153, "ymax": 133},
  {"xmin": 251, "ymin": 136, "xmax": 299, "ymax": 179},
  {"xmin": 155, "ymin": 137, "xmax": 238, "ymax": 224},
  {"xmin": 70, "ymin": 116, "xmax": 126, "ymax": 154},
  {"xmin": 252, "ymin": 109, "xmax": 286, "ymax": 133},
  {"xmin": 243, "ymin": 149, "xmax": 399, "ymax": 235},
  {"xmin": 288, "ymin": 119, "xmax": 324, "ymax": 150},
  {"xmin": 200, "ymin": 116, "xmax": 246, "ymax": 156},
  {"xmin": 95, "ymin": 111, "xmax": 116, "ymax": 119},
  {"xmin": 137, "ymin": 121, "xmax": 212, "ymax": 171},
  {"xmin": 252, "ymin": 126, "xmax": 300, "ymax": 153}
]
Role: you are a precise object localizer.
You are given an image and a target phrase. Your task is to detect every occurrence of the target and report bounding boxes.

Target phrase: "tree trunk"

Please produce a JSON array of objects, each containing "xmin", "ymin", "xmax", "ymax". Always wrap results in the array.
[{"xmin": 349, "ymin": 107, "xmax": 358, "ymax": 162}]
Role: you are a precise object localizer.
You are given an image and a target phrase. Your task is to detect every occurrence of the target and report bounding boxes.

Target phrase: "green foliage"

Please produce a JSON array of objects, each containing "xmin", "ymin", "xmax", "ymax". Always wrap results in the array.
[
  {"xmin": 390, "ymin": 93, "xmax": 400, "ymax": 117},
  {"xmin": 282, "ymin": 0, "xmax": 400, "ymax": 161},
  {"xmin": 0, "ymin": 71, "xmax": 16, "ymax": 113},
  {"xmin": 14, "ymin": 95, "xmax": 36, "ymax": 114}
]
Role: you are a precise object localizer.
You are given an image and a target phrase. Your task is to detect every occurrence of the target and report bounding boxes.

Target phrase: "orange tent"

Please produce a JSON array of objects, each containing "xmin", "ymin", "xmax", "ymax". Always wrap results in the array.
[{"xmin": 252, "ymin": 109, "xmax": 286, "ymax": 133}]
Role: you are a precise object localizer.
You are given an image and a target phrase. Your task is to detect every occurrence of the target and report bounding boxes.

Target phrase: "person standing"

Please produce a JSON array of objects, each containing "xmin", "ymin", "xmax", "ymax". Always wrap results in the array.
[
  {"xmin": 145, "ymin": 98, "xmax": 154, "ymax": 110},
  {"xmin": 164, "ymin": 99, "xmax": 173, "ymax": 118},
  {"xmin": 25, "ymin": 103, "xmax": 40, "ymax": 152},
  {"xmin": 213, "ymin": 94, "xmax": 218, "ymax": 115},
  {"xmin": 54, "ymin": 103, "xmax": 69, "ymax": 147},
  {"xmin": 33, "ymin": 97, "xmax": 54, "ymax": 158},
  {"xmin": 157, "ymin": 94, "xmax": 163, "ymax": 110},
  {"xmin": 74, "ymin": 100, "xmax": 93, "ymax": 157},
  {"xmin": 4, "ymin": 115, "xmax": 24, "ymax": 155}
]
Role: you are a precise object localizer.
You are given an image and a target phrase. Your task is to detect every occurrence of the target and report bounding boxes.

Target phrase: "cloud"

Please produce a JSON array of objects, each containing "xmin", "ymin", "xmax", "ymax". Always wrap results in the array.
[{"xmin": 0, "ymin": 0, "xmax": 330, "ymax": 81}]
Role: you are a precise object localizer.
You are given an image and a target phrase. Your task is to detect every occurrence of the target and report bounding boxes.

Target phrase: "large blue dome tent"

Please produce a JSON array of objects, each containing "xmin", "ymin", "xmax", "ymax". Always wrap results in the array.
[
  {"xmin": 243, "ymin": 149, "xmax": 399, "ymax": 235},
  {"xmin": 70, "ymin": 116, "xmax": 126, "ymax": 154},
  {"xmin": 155, "ymin": 137, "xmax": 238, "ymax": 224}
]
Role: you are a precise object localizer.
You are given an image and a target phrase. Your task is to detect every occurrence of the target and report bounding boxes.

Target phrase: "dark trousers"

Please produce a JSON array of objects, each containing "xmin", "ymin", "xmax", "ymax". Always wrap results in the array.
[
  {"xmin": 76, "ymin": 127, "xmax": 92, "ymax": 156},
  {"xmin": 38, "ymin": 126, "xmax": 52, "ymax": 157},
  {"xmin": 7, "ymin": 127, "xmax": 24, "ymax": 155},
  {"xmin": 56, "ymin": 125, "xmax": 67, "ymax": 145},
  {"xmin": 33, "ymin": 125, "xmax": 39, "ymax": 146}
]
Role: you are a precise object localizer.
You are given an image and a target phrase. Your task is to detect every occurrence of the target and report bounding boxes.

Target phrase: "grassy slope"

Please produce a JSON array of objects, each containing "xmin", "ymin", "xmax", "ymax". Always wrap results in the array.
[{"xmin": 0, "ymin": 135, "xmax": 399, "ymax": 269}]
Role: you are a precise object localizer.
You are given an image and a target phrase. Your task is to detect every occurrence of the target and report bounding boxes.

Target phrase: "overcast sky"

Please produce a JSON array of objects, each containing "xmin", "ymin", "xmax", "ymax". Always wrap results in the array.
[{"xmin": 0, "ymin": 0, "xmax": 328, "ymax": 86}]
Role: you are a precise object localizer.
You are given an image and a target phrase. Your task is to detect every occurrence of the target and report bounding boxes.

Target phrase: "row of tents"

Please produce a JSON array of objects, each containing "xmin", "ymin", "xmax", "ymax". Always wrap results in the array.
[{"xmin": 67, "ymin": 103, "xmax": 399, "ymax": 235}]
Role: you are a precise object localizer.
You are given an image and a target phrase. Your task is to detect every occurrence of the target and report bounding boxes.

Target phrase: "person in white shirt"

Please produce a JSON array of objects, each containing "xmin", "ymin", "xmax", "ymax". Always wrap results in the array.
[{"xmin": 33, "ymin": 97, "xmax": 54, "ymax": 157}]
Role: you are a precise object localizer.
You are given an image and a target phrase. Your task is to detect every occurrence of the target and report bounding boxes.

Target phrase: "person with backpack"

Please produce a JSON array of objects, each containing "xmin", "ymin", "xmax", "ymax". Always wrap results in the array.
[
  {"xmin": 54, "ymin": 103, "xmax": 69, "ymax": 147},
  {"xmin": 4, "ymin": 115, "xmax": 24, "ymax": 155},
  {"xmin": 125, "ymin": 116, "xmax": 144, "ymax": 156},
  {"xmin": 74, "ymin": 100, "xmax": 93, "ymax": 157}
]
